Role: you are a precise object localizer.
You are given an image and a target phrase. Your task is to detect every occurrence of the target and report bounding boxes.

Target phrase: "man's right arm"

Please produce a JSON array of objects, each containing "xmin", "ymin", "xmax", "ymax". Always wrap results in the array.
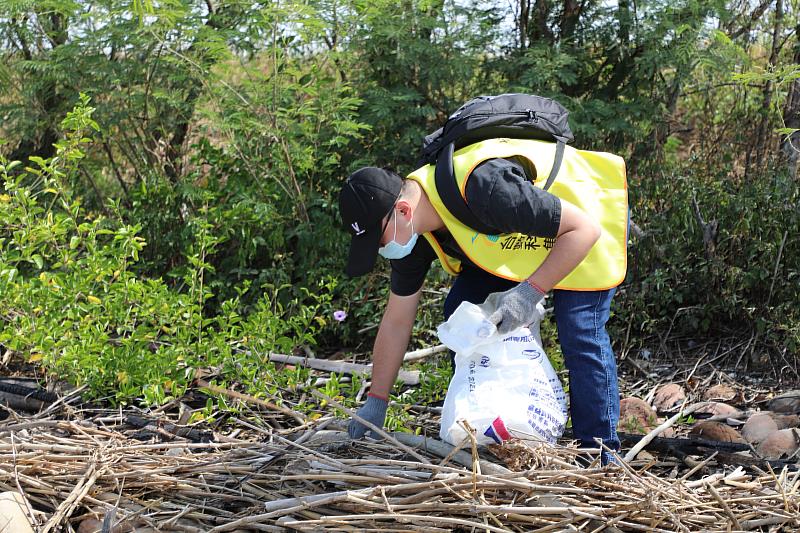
[
  {"xmin": 368, "ymin": 289, "xmax": 422, "ymax": 399},
  {"xmin": 348, "ymin": 289, "xmax": 420, "ymax": 439}
]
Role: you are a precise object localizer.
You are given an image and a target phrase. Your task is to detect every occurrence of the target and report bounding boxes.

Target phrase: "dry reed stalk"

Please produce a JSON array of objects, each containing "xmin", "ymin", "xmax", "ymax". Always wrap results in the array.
[{"xmin": 0, "ymin": 405, "xmax": 798, "ymax": 532}]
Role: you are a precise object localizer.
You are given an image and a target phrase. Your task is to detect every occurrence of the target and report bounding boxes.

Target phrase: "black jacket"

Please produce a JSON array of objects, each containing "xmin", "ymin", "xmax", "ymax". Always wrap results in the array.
[{"xmin": 390, "ymin": 157, "xmax": 561, "ymax": 296}]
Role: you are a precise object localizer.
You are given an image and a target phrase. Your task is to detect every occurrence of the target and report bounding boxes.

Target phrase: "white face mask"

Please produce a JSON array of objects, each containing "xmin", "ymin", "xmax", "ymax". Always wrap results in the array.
[{"xmin": 378, "ymin": 210, "xmax": 418, "ymax": 260}]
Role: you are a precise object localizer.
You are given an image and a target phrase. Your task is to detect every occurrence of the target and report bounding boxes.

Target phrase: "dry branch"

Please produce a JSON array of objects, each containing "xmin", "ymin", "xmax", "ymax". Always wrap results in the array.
[
  {"xmin": 403, "ymin": 344, "xmax": 449, "ymax": 362},
  {"xmin": 624, "ymin": 402, "xmax": 705, "ymax": 461},
  {"xmin": 124, "ymin": 415, "xmax": 214, "ymax": 443},
  {"xmin": 267, "ymin": 353, "xmax": 420, "ymax": 385}
]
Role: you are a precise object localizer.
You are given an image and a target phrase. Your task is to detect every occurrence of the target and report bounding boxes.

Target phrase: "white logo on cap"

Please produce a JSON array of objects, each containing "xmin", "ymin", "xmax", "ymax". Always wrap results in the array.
[{"xmin": 351, "ymin": 222, "xmax": 365, "ymax": 235}]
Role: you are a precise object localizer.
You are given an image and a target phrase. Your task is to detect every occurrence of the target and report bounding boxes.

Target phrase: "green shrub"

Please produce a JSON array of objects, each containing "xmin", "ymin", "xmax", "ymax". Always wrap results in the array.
[
  {"xmin": 616, "ymin": 159, "xmax": 800, "ymax": 361},
  {"xmin": 0, "ymin": 95, "xmax": 334, "ymax": 408}
]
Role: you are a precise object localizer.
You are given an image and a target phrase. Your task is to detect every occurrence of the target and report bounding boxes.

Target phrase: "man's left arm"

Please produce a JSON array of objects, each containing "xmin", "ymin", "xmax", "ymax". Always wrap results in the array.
[
  {"xmin": 465, "ymin": 156, "xmax": 600, "ymax": 285},
  {"xmin": 526, "ymin": 199, "xmax": 600, "ymax": 292},
  {"xmin": 465, "ymin": 158, "xmax": 600, "ymax": 332},
  {"xmin": 486, "ymin": 199, "xmax": 599, "ymax": 333}
]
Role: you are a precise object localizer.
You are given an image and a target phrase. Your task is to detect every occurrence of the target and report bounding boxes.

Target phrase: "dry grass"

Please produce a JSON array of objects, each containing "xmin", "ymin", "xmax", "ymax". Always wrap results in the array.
[{"xmin": 1, "ymin": 401, "xmax": 799, "ymax": 533}]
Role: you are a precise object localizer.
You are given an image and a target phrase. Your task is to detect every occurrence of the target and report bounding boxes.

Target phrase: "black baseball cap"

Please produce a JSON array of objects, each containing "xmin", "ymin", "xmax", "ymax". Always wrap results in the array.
[{"xmin": 339, "ymin": 167, "xmax": 403, "ymax": 277}]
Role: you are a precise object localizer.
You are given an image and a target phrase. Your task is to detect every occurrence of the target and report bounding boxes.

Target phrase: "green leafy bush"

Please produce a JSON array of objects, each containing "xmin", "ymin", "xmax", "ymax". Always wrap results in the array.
[
  {"xmin": 0, "ymin": 95, "xmax": 334, "ymax": 408},
  {"xmin": 617, "ymin": 160, "xmax": 800, "ymax": 360}
]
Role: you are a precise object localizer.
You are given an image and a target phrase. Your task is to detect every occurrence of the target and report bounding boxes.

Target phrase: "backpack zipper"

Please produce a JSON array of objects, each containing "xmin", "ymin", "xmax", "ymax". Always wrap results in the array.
[{"xmin": 442, "ymin": 111, "xmax": 545, "ymax": 133}]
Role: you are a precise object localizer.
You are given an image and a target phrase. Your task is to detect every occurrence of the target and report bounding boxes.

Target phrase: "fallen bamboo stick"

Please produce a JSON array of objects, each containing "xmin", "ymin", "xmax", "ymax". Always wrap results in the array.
[
  {"xmin": 300, "ymin": 431, "xmax": 483, "ymax": 475},
  {"xmin": 740, "ymin": 514, "xmax": 798, "ymax": 530},
  {"xmin": 268, "ymin": 353, "xmax": 420, "ymax": 385},
  {"xmin": 391, "ymin": 432, "xmax": 511, "ymax": 476},
  {"xmin": 282, "ymin": 512, "xmax": 550, "ymax": 532},
  {"xmin": 403, "ymin": 344, "xmax": 449, "ymax": 362},
  {"xmin": 624, "ymin": 402, "xmax": 705, "ymax": 462}
]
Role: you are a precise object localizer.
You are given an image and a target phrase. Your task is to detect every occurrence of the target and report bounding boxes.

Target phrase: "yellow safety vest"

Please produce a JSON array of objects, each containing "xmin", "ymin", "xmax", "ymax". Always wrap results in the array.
[{"xmin": 406, "ymin": 138, "xmax": 628, "ymax": 291}]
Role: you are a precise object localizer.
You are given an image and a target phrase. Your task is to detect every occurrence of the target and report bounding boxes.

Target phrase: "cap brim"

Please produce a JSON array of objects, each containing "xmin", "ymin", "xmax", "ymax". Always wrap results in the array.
[{"xmin": 345, "ymin": 226, "xmax": 382, "ymax": 277}]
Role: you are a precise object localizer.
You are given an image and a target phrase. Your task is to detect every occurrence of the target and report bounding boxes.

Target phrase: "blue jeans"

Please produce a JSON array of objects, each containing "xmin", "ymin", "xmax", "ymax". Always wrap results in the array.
[{"xmin": 444, "ymin": 267, "xmax": 620, "ymax": 462}]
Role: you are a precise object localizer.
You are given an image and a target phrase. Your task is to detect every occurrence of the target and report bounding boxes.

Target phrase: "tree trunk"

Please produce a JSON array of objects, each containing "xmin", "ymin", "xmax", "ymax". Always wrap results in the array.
[
  {"xmin": 8, "ymin": 11, "xmax": 69, "ymax": 164},
  {"xmin": 518, "ymin": 0, "xmax": 531, "ymax": 49},
  {"xmin": 781, "ymin": 17, "xmax": 800, "ymax": 179},
  {"xmin": 527, "ymin": 0, "xmax": 554, "ymax": 45},
  {"xmin": 164, "ymin": 84, "xmax": 201, "ymax": 181},
  {"xmin": 617, "ymin": 0, "xmax": 631, "ymax": 45},
  {"xmin": 559, "ymin": 0, "xmax": 582, "ymax": 44},
  {"xmin": 754, "ymin": 0, "xmax": 784, "ymax": 170},
  {"xmin": 162, "ymin": 4, "xmax": 236, "ymax": 182},
  {"xmin": 594, "ymin": 0, "xmax": 635, "ymax": 101}
]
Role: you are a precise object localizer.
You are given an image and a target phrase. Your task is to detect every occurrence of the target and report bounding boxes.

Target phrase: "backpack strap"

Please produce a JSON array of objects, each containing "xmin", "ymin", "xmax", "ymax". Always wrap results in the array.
[
  {"xmin": 434, "ymin": 142, "xmax": 497, "ymax": 235},
  {"xmin": 542, "ymin": 139, "xmax": 565, "ymax": 191}
]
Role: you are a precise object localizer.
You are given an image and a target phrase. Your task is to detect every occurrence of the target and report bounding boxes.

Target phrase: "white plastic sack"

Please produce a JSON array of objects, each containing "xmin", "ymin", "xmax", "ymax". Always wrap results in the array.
[{"xmin": 438, "ymin": 298, "xmax": 567, "ymax": 446}]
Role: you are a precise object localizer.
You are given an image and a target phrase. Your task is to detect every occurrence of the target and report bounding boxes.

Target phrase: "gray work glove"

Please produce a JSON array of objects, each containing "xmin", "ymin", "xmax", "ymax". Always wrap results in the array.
[
  {"xmin": 488, "ymin": 281, "xmax": 546, "ymax": 335},
  {"xmin": 348, "ymin": 394, "xmax": 388, "ymax": 439}
]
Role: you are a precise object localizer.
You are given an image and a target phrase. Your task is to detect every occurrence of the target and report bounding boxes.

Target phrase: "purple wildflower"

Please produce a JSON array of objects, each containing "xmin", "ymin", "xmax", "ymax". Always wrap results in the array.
[{"xmin": 333, "ymin": 310, "xmax": 347, "ymax": 322}]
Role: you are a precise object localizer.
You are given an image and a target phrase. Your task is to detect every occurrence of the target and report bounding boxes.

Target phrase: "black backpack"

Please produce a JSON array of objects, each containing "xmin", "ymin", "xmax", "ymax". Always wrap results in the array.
[{"xmin": 418, "ymin": 94, "xmax": 573, "ymax": 235}]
